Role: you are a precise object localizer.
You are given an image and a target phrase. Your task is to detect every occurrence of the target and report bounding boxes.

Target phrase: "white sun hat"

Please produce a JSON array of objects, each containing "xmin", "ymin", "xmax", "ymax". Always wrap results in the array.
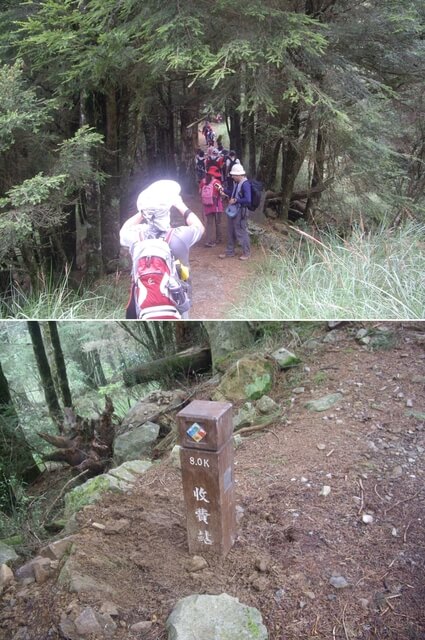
[
  {"xmin": 229, "ymin": 163, "xmax": 246, "ymax": 176},
  {"xmin": 137, "ymin": 180, "xmax": 184, "ymax": 232}
]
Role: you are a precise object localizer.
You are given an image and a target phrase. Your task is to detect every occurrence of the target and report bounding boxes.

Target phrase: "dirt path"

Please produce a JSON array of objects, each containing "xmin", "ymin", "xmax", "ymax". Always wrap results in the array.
[
  {"xmin": 174, "ymin": 193, "xmax": 263, "ymax": 320},
  {"xmin": 3, "ymin": 323, "xmax": 425, "ymax": 640}
]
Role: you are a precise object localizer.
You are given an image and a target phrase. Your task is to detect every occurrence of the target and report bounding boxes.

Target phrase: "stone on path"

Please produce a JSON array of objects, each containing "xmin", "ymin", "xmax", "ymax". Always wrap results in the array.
[
  {"xmin": 0, "ymin": 541, "xmax": 18, "ymax": 565},
  {"xmin": 304, "ymin": 393, "xmax": 343, "ymax": 412},
  {"xmin": 166, "ymin": 593, "xmax": 268, "ymax": 640},
  {"xmin": 271, "ymin": 348, "xmax": 300, "ymax": 369}
]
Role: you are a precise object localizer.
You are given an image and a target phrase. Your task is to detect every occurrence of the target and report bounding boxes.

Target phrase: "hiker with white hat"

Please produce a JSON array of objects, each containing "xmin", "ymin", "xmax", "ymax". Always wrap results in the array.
[
  {"xmin": 218, "ymin": 163, "xmax": 251, "ymax": 261},
  {"xmin": 120, "ymin": 180, "xmax": 204, "ymax": 318}
]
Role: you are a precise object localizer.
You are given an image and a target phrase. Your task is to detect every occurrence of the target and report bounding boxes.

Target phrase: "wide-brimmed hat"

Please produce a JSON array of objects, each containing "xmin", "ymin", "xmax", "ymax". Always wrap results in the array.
[
  {"xmin": 207, "ymin": 166, "xmax": 222, "ymax": 178},
  {"xmin": 229, "ymin": 163, "xmax": 246, "ymax": 176},
  {"xmin": 136, "ymin": 180, "xmax": 182, "ymax": 232}
]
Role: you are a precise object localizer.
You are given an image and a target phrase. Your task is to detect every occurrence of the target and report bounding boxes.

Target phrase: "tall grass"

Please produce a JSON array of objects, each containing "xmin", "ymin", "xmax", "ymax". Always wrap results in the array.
[
  {"xmin": 231, "ymin": 222, "xmax": 425, "ymax": 319},
  {"xmin": 0, "ymin": 269, "xmax": 126, "ymax": 319}
]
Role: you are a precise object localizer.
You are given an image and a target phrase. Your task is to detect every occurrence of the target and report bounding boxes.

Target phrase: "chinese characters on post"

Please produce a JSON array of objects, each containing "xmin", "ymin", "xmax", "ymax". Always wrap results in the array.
[{"xmin": 177, "ymin": 401, "xmax": 236, "ymax": 557}]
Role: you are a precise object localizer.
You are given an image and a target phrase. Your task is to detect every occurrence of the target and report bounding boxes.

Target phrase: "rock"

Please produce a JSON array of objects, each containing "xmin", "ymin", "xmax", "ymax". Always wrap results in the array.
[
  {"xmin": 304, "ymin": 393, "xmax": 343, "ymax": 412},
  {"xmin": 406, "ymin": 399, "xmax": 413, "ymax": 408},
  {"xmin": 362, "ymin": 514, "xmax": 374, "ymax": 524},
  {"xmin": 233, "ymin": 434, "xmax": 243, "ymax": 449},
  {"xmin": 270, "ymin": 347, "xmax": 300, "ymax": 369},
  {"xmin": 188, "ymin": 556, "xmax": 208, "ymax": 572},
  {"xmin": 292, "ymin": 387, "xmax": 305, "ymax": 394},
  {"xmin": 15, "ymin": 556, "xmax": 51, "ymax": 582},
  {"xmin": 58, "ymin": 556, "xmax": 116, "ymax": 597},
  {"xmin": 166, "ymin": 593, "xmax": 268, "ymax": 640},
  {"xmin": 327, "ymin": 321, "xmax": 345, "ymax": 329},
  {"xmin": 33, "ymin": 562, "xmax": 50, "ymax": 584},
  {"xmin": 390, "ymin": 465, "xmax": 403, "ymax": 479},
  {"xmin": 213, "ymin": 356, "xmax": 273, "ymax": 402},
  {"xmin": 251, "ymin": 576, "xmax": 269, "ymax": 592},
  {"xmin": 254, "ymin": 558, "xmax": 269, "ymax": 573},
  {"xmin": 113, "ymin": 421, "xmax": 160, "ymax": 465},
  {"xmin": 0, "ymin": 564, "xmax": 14, "ymax": 593},
  {"xmin": 0, "ymin": 541, "xmax": 18, "ymax": 565},
  {"xmin": 329, "ymin": 576, "xmax": 350, "ymax": 589},
  {"xmin": 204, "ymin": 322, "xmax": 257, "ymax": 369},
  {"xmin": 65, "ymin": 460, "xmax": 152, "ymax": 516},
  {"xmin": 130, "ymin": 621, "xmax": 153, "ymax": 632},
  {"xmin": 119, "ymin": 390, "xmax": 186, "ymax": 433},
  {"xmin": 40, "ymin": 536, "xmax": 74, "ymax": 561},
  {"xmin": 323, "ymin": 330, "xmax": 345, "ymax": 343},
  {"xmin": 316, "ymin": 443, "xmax": 326, "ymax": 451},
  {"xmin": 359, "ymin": 598, "xmax": 369, "ymax": 611},
  {"xmin": 319, "ymin": 486, "xmax": 331, "ymax": 497},
  {"xmin": 256, "ymin": 395, "xmax": 279, "ymax": 414},
  {"xmin": 233, "ymin": 403, "xmax": 257, "ymax": 429},
  {"xmin": 170, "ymin": 445, "xmax": 182, "ymax": 469},
  {"xmin": 74, "ymin": 607, "xmax": 116, "ymax": 638},
  {"xmin": 59, "ymin": 617, "xmax": 82, "ymax": 640},
  {"xmin": 274, "ymin": 589, "xmax": 285, "ymax": 603},
  {"xmin": 100, "ymin": 601, "xmax": 119, "ymax": 617},
  {"xmin": 412, "ymin": 375, "xmax": 425, "ymax": 383},
  {"xmin": 356, "ymin": 328, "xmax": 369, "ymax": 340},
  {"xmin": 104, "ymin": 519, "xmax": 130, "ymax": 535}
]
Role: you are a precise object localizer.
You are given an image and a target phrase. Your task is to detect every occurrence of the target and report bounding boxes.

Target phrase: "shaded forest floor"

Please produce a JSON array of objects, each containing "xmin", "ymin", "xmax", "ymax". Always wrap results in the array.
[{"xmin": 2, "ymin": 323, "xmax": 425, "ymax": 640}]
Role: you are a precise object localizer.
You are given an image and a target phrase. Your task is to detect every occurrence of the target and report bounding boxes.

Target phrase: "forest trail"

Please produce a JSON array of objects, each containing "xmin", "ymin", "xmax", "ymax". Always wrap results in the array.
[
  {"xmin": 2, "ymin": 323, "xmax": 425, "ymax": 640},
  {"xmin": 172, "ymin": 192, "xmax": 264, "ymax": 320}
]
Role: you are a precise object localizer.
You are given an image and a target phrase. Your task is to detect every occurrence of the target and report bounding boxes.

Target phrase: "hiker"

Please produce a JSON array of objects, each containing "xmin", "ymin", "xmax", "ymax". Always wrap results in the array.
[
  {"xmin": 224, "ymin": 151, "xmax": 240, "ymax": 191},
  {"xmin": 120, "ymin": 179, "xmax": 204, "ymax": 318},
  {"xmin": 195, "ymin": 149, "xmax": 206, "ymax": 181},
  {"xmin": 199, "ymin": 166, "xmax": 223, "ymax": 247},
  {"xmin": 218, "ymin": 163, "xmax": 251, "ymax": 261},
  {"xmin": 201, "ymin": 121, "xmax": 214, "ymax": 146}
]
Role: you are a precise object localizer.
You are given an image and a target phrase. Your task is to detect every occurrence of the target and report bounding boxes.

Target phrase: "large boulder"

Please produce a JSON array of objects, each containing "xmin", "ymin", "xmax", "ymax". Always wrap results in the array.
[
  {"xmin": 213, "ymin": 357, "xmax": 273, "ymax": 402},
  {"xmin": 119, "ymin": 389, "xmax": 186, "ymax": 435},
  {"xmin": 64, "ymin": 460, "xmax": 152, "ymax": 516},
  {"xmin": 166, "ymin": 593, "xmax": 268, "ymax": 640},
  {"xmin": 270, "ymin": 347, "xmax": 300, "ymax": 369},
  {"xmin": 113, "ymin": 421, "xmax": 160, "ymax": 464},
  {"xmin": 0, "ymin": 541, "xmax": 18, "ymax": 565}
]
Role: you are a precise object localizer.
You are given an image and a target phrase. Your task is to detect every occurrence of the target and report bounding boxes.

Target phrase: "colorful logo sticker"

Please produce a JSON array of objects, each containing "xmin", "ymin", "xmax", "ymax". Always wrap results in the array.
[{"xmin": 186, "ymin": 422, "xmax": 207, "ymax": 442}]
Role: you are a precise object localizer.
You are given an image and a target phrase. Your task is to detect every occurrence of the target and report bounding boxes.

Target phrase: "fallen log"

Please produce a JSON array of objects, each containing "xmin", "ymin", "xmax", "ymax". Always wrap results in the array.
[
  {"xmin": 265, "ymin": 178, "xmax": 333, "ymax": 202},
  {"xmin": 123, "ymin": 346, "xmax": 212, "ymax": 387}
]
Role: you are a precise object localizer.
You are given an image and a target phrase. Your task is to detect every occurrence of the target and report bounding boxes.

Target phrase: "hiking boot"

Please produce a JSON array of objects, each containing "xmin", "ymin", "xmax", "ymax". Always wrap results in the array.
[
  {"xmin": 219, "ymin": 253, "xmax": 235, "ymax": 259},
  {"xmin": 239, "ymin": 254, "xmax": 250, "ymax": 261}
]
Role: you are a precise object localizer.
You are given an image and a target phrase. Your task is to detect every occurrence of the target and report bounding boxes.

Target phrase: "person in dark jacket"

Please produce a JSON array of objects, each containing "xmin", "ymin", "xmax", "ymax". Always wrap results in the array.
[{"xmin": 218, "ymin": 163, "xmax": 251, "ymax": 260}]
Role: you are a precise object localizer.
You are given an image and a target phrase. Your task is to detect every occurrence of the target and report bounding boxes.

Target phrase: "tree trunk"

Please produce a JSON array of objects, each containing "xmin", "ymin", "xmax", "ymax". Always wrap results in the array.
[
  {"xmin": 123, "ymin": 347, "xmax": 212, "ymax": 387},
  {"xmin": 27, "ymin": 321, "xmax": 63, "ymax": 428},
  {"xmin": 101, "ymin": 90, "xmax": 121, "ymax": 271},
  {"xmin": 80, "ymin": 348, "xmax": 107, "ymax": 389},
  {"xmin": 247, "ymin": 111, "xmax": 257, "ymax": 177},
  {"xmin": 0, "ymin": 361, "xmax": 40, "ymax": 512},
  {"xmin": 280, "ymin": 106, "xmax": 314, "ymax": 219},
  {"xmin": 305, "ymin": 123, "xmax": 326, "ymax": 221},
  {"xmin": 175, "ymin": 322, "xmax": 207, "ymax": 351},
  {"xmin": 179, "ymin": 82, "xmax": 200, "ymax": 192},
  {"xmin": 203, "ymin": 322, "xmax": 257, "ymax": 371},
  {"xmin": 48, "ymin": 322, "xmax": 73, "ymax": 408},
  {"xmin": 80, "ymin": 91, "xmax": 103, "ymax": 277}
]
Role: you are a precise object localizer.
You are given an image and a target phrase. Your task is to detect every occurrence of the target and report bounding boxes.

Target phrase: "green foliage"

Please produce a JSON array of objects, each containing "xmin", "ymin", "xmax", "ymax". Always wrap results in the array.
[
  {"xmin": 231, "ymin": 222, "xmax": 425, "ymax": 320},
  {"xmin": 0, "ymin": 59, "xmax": 54, "ymax": 152}
]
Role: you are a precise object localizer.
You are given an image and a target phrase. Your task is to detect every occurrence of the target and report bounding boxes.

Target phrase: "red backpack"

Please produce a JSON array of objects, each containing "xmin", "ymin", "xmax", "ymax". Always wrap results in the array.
[{"xmin": 134, "ymin": 239, "xmax": 181, "ymax": 320}]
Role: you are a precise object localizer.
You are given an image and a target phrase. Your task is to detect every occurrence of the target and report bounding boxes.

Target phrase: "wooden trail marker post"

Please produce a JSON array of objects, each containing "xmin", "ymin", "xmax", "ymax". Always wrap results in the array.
[{"xmin": 177, "ymin": 400, "xmax": 236, "ymax": 557}]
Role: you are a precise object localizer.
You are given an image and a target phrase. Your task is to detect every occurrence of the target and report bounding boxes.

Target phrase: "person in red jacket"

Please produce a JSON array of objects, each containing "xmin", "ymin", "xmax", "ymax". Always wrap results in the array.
[{"xmin": 198, "ymin": 166, "xmax": 223, "ymax": 247}]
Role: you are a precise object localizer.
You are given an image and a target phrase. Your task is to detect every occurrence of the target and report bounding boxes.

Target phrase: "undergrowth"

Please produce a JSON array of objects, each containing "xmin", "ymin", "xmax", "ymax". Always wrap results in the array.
[{"xmin": 231, "ymin": 222, "xmax": 425, "ymax": 320}]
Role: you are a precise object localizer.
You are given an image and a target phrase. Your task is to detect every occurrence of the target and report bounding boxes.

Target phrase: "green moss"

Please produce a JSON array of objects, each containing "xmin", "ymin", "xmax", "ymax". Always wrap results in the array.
[{"xmin": 244, "ymin": 373, "xmax": 272, "ymax": 400}]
